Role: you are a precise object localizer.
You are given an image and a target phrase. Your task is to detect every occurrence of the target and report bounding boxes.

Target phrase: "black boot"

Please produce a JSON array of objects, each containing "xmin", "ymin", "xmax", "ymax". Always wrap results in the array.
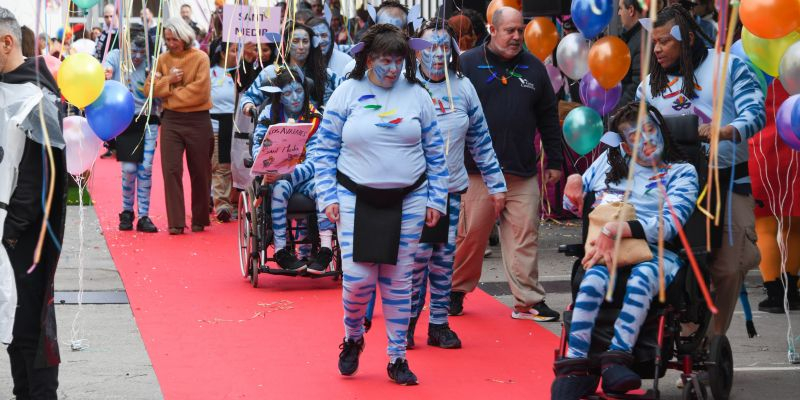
[
  {"xmin": 758, "ymin": 280, "xmax": 785, "ymax": 313},
  {"xmin": 787, "ymin": 274, "xmax": 800, "ymax": 310},
  {"xmin": 407, "ymin": 316, "xmax": 418, "ymax": 349},
  {"xmin": 427, "ymin": 322, "xmax": 462, "ymax": 349},
  {"xmin": 307, "ymin": 247, "xmax": 333, "ymax": 275},
  {"xmin": 119, "ymin": 210, "xmax": 134, "ymax": 231},
  {"xmin": 136, "ymin": 216, "xmax": 158, "ymax": 233},
  {"xmin": 551, "ymin": 358, "xmax": 599, "ymax": 400},
  {"xmin": 600, "ymin": 350, "xmax": 641, "ymax": 394},
  {"xmin": 449, "ymin": 291, "xmax": 465, "ymax": 316}
]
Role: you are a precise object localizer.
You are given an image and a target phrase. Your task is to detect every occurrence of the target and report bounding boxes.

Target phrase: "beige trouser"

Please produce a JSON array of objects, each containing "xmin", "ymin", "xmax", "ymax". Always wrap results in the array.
[
  {"xmin": 709, "ymin": 193, "xmax": 761, "ymax": 336},
  {"xmin": 453, "ymin": 174, "xmax": 546, "ymax": 311},
  {"xmin": 211, "ymin": 133, "xmax": 233, "ymax": 213}
]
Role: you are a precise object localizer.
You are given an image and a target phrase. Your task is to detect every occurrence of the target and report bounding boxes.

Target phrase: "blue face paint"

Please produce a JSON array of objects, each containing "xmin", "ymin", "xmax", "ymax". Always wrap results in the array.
[
  {"xmin": 419, "ymin": 30, "xmax": 451, "ymax": 81},
  {"xmin": 311, "ymin": 24, "xmax": 331, "ymax": 55},
  {"xmin": 131, "ymin": 44, "xmax": 145, "ymax": 67},
  {"xmin": 290, "ymin": 30, "xmax": 310, "ymax": 63},
  {"xmin": 369, "ymin": 55, "xmax": 404, "ymax": 87},
  {"xmin": 622, "ymin": 118, "xmax": 665, "ymax": 164},
  {"xmin": 376, "ymin": 11, "xmax": 406, "ymax": 29},
  {"xmin": 280, "ymin": 81, "xmax": 305, "ymax": 117}
]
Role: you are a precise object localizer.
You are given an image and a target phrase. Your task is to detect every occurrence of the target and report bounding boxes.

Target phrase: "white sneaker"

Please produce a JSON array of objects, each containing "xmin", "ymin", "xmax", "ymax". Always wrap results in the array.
[
  {"xmin": 676, "ymin": 377, "xmax": 684, "ymax": 388},
  {"xmin": 484, "ymin": 248, "xmax": 493, "ymax": 257}
]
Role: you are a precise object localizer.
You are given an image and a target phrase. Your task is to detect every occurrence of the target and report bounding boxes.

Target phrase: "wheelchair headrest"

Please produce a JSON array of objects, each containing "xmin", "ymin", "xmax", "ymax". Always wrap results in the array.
[{"xmin": 662, "ymin": 114, "xmax": 699, "ymax": 145}]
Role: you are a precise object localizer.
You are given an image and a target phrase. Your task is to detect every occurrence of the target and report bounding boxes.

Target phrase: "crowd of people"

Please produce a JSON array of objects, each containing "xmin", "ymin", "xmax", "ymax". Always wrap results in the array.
[{"xmin": 1, "ymin": 0, "xmax": 798, "ymax": 398}]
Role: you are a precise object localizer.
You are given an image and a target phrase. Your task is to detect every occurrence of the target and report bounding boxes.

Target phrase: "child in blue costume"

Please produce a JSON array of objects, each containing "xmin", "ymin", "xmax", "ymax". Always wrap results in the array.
[
  {"xmin": 312, "ymin": 24, "xmax": 448, "ymax": 385},
  {"xmin": 103, "ymin": 27, "xmax": 159, "ymax": 233},
  {"xmin": 551, "ymin": 103, "xmax": 698, "ymax": 399},
  {"xmin": 251, "ymin": 65, "xmax": 333, "ymax": 273},
  {"xmin": 405, "ymin": 19, "xmax": 507, "ymax": 349}
]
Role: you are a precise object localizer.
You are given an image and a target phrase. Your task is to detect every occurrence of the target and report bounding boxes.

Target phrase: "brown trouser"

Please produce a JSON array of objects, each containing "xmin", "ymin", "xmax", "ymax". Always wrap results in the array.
[
  {"xmin": 160, "ymin": 110, "xmax": 213, "ymax": 229},
  {"xmin": 211, "ymin": 133, "xmax": 233, "ymax": 213},
  {"xmin": 709, "ymin": 193, "xmax": 761, "ymax": 335},
  {"xmin": 453, "ymin": 174, "xmax": 546, "ymax": 311}
]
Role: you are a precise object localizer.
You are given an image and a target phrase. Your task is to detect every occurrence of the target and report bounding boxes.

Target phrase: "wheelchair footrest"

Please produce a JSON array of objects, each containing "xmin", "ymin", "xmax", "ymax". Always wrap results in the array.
[{"xmin": 257, "ymin": 266, "xmax": 340, "ymax": 279}]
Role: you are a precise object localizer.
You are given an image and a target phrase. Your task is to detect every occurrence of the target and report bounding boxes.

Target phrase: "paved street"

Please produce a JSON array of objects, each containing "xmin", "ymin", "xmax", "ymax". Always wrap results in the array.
[{"xmin": 0, "ymin": 208, "xmax": 797, "ymax": 399}]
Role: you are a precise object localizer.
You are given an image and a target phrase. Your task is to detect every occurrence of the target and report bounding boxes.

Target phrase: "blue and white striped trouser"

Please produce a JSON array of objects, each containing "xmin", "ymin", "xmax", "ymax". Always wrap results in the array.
[
  {"xmin": 567, "ymin": 249, "xmax": 681, "ymax": 359},
  {"xmin": 121, "ymin": 124, "xmax": 158, "ymax": 216},
  {"xmin": 339, "ymin": 183, "xmax": 428, "ymax": 361},
  {"xmin": 271, "ymin": 174, "xmax": 333, "ymax": 250},
  {"xmin": 411, "ymin": 193, "xmax": 461, "ymax": 325}
]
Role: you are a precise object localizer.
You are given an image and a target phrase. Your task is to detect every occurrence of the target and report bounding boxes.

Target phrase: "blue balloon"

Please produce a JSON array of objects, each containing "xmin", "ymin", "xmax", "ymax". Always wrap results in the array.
[
  {"xmin": 85, "ymin": 81, "xmax": 135, "ymax": 141},
  {"xmin": 571, "ymin": 0, "xmax": 614, "ymax": 40}
]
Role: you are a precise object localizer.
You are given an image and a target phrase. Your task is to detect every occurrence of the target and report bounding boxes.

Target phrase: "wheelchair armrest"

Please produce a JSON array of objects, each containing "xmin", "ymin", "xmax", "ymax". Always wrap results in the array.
[{"xmin": 559, "ymin": 244, "xmax": 585, "ymax": 258}]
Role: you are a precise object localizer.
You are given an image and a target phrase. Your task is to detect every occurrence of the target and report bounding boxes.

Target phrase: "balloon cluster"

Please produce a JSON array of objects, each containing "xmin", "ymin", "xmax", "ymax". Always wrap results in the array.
[
  {"xmin": 57, "ymin": 53, "xmax": 135, "ymax": 175},
  {"xmin": 555, "ymin": 0, "xmax": 631, "ymax": 155},
  {"xmin": 738, "ymin": 0, "xmax": 800, "ymax": 150}
]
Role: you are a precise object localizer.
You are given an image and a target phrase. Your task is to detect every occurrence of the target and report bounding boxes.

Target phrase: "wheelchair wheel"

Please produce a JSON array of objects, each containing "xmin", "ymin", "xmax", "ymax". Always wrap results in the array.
[
  {"xmin": 682, "ymin": 377, "xmax": 708, "ymax": 400},
  {"xmin": 331, "ymin": 236, "xmax": 343, "ymax": 282},
  {"xmin": 237, "ymin": 192, "xmax": 252, "ymax": 278},
  {"xmin": 707, "ymin": 335, "xmax": 733, "ymax": 400}
]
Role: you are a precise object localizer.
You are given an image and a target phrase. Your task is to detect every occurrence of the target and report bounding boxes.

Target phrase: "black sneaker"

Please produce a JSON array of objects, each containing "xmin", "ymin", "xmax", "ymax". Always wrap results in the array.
[
  {"xmin": 275, "ymin": 249, "xmax": 305, "ymax": 271},
  {"xmin": 136, "ymin": 216, "xmax": 158, "ymax": 233},
  {"xmin": 364, "ymin": 318, "xmax": 372, "ymax": 333},
  {"xmin": 119, "ymin": 210, "xmax": 134, "ymax": 231},
  {"xmin": 387, "ymin": 358, "xmax": 418, "ymax": 385},
  {"xmin": 307, "ymin": 247, "xmax": 333, "ymax": 275},
  {"xmin": 427, "ymin": 323, "xmax": 462, "ymax": 349},
  {"xmin": 511, "ymin": 301, "xmax": 560, "ymax": 322},
  {"xmin": 100, "ymin": 149, "xmax": 114, "ymax": 159},
  {"xmin": 449, "ymin": 291, "xmax": 465, "ymax": 316},
  {"xmin": 338, "ymin": 337, "xmax": 365, "ymax": 376},
  {"xmin": 216, "ymin": 208, "xmax": 231, "ymax": 223},
  {"xmin": 406, "ymin": 316, "xmax": 419, "ymax": 349}
]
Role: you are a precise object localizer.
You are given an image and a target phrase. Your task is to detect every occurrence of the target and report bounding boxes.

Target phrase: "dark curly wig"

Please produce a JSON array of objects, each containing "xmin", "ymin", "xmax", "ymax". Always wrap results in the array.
[{"xmin": 348, "ymin": 24, "xmax": 421, "ymax": 86}]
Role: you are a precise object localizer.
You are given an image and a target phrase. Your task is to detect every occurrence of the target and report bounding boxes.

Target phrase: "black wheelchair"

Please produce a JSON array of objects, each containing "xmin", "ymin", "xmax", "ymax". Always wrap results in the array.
[
  {"xmin": 236, "ymin": 132, "xmax": 342, "ymax": 288},
  {"xmin": 555, "ymin": 114, "xmax": 733, "ymax": 400}
]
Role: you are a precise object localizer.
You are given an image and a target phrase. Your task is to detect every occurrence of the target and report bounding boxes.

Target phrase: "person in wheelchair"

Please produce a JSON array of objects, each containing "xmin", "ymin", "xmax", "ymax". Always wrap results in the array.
[
  {"xmin": 250, "ymin": 65, "xmax": 335, "ymax": 274},
  {"xmin": 551, "ymin": 103, "xmax": 699, "ymax": 399}
]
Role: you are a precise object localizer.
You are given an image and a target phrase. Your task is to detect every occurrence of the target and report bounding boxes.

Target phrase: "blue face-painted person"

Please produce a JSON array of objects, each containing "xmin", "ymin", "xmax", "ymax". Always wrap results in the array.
[
  {"xmin": 405, "ymin": 22, "xmax": 507, "ymax": 350},
  {"xmin": 103, "ymin": 35, "xmax": 160, "ymax": 233},
  {"xmin": 311, "ymin": 24, "xmax": 448, "ymax": 385},
  {"xmin": 251, "ymin": 66, "xmax": 335, "ymax": 274},
  {"xmin": 552, "ymin": 103, "xmax": 699, "ymax": 399}
]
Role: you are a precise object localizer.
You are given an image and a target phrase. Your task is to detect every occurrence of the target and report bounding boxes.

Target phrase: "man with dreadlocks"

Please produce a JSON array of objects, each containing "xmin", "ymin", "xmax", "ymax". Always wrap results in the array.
[{"xmin": 636, "ymin": 4, "xmax": 766, "ymax": 336}]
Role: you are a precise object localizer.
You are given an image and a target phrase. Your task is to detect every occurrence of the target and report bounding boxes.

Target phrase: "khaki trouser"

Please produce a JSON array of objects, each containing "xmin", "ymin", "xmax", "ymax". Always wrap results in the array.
[
  {"xmin": 453, "ymin": 174, "xmax": 546, "ymax": 311},
  {"xmin": 211, "ymin": 133, "xmax": 233, "ymax": 213},
  {"xmin": 709, "ymin": 193, "xmax": 761, "ymax": 335}
]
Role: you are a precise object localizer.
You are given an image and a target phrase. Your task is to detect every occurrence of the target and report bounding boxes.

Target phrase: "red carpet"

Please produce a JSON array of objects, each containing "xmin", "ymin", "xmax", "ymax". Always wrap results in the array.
[{"xmin": 88, "ymin": 150, "xmax": 559, "ymax": 399}]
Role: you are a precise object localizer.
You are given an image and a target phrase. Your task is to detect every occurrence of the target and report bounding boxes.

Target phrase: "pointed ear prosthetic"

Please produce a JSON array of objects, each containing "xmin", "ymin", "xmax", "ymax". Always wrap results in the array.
[
  {"xmin": 600, "ymin": 131, "xmax": 622, "ymax": 147},
  {"xmin": 259, "ymin": 85, "xmax": 282, "ymax": 93},
  {"xmin": 313, "ymin": 36, "xmax": 321, "ymax": 48},
  {"xmin": 638, "ymin": 18, "xmax": 682, "ymax": 41},
  {"xmin": 263, "ymin": 31, "xmax": 282, "ymax": 43},
  {"xmin": 349, "ymin": 41, "xmax": 365, "ymax": 55},
  {"xmin": 323, "ymin": 3, "xmax": 332, "ymax": 25},
  {"xmin": 367, "ymin": 3, "xmax": 377, "ymax": 22}
]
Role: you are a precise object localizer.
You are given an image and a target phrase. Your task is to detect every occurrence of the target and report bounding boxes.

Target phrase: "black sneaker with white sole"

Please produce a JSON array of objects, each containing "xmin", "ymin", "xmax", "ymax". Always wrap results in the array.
[
  {"xmin": 387, "ymin": 358, "xmax": 418, "ymax": 385},
  {"xmin": 307, "ymin": 247, "xmax": 333, "ymax": 275},
  {"xmin": 511, "ymin": 301, "xmax": 560, "ymax": 322},
  {"xmin": 338, "ymin": 337, "xmax": 365, "ymax": 376},
  {"xmin": 275, "ymin": 249, "xmax": 305, "ymax": 271}
]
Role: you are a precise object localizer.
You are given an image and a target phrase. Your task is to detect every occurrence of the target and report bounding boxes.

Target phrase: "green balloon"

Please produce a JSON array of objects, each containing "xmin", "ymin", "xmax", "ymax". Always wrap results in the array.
[
  {"xmin": 73, "ymin": 0, "xmax": 100, "ymax": 9},
  {"xmin": 563, "ymin": 106, "xmax": 603, "ymax": 156},
  {"xmin": 742, "ymin": 28, "xmax": 800, "ymax": 77},
  {"xmin": 745, "ymin": 61, "xmax": 768, "ymax": 96}
]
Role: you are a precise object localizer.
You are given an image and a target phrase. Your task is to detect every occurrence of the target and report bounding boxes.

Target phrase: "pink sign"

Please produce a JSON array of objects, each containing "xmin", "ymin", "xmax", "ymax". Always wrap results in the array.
[
  {"xmin": 222, "ymin": 4, "xmax": 282, "ymax": 43},
  {"xmin": 251, "ymin": 123, "xmax": 313, "ymax": 176}
]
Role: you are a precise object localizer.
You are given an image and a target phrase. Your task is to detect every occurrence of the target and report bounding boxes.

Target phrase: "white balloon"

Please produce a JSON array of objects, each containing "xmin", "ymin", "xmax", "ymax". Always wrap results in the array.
[
  {"xmin": 71, "ymin": 39, "xmax": 97, "ymax": 57},
  {"xmin": 556, "ymin": 33, "xmax": 591, "ymax": 81},
  {"xmin": 780, "ymin": 41, "xmax": 800, "ymax": 95},
  {"xmin": 63, "ymin": 116, "xmax": 103, "ymax": 176}
]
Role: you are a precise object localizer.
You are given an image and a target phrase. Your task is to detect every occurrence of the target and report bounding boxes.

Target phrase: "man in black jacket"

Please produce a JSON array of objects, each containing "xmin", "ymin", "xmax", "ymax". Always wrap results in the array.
[
  {"xmin": 617, "ymin": 0, "xmax": 644, "ymax": 108},
  {"xmin": 450, "ymin": 7, "xmax": 564, "ymax": 322},
  {"xmin": 0, "ymin": 7, "xmax": 67, "ymax": 399}
]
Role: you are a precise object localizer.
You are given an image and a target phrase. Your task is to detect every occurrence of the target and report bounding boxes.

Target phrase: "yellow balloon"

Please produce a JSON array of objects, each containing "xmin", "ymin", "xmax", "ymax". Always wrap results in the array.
[
  {"xmin": 57, "ymin": 53, "xmax": 104, "ymax": 108},
  {"xmin": 742, "ymin": 27, "xmax": 800, "ymax": 77}
]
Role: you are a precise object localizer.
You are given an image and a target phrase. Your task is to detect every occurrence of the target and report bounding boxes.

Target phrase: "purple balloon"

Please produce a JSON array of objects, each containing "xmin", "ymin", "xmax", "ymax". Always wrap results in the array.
[
  {"xmin": 777, "ymin": 94, "xmax": 800, "ymax": 151},
  {"xmin": 579, "ymin": 72, "xmax": 622, "ymax": 116},
  {"xmin": 546, "ymin": 64, "xmax": 564, "ymax": 94}
]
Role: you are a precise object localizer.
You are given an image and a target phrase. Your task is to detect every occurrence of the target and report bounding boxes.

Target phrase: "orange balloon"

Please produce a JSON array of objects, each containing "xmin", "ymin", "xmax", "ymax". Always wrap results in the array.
[
  {"xmin": 524, "ymin": 18, "xmax": 559, "ymax": 61},
  {"xmin": 487, "ymin": 0, "xmax": 522, "ymax": 25},
  {"xmin": 740, "ymin": 0, "xmax": 800, "ymax": 39},
  {"xmin": 587, "ymin": 36, "xmax": 631, "ymax": 90}
]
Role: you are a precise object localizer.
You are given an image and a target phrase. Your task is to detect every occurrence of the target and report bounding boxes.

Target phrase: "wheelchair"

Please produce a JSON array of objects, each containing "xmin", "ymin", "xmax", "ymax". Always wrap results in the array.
[
  {"xmin": 555, "ymin": 114, "xmax": 733, "ymax": 400},
  {"xmin": 236, "ymin": 131, "xmax": 342, "ymax": 288}
]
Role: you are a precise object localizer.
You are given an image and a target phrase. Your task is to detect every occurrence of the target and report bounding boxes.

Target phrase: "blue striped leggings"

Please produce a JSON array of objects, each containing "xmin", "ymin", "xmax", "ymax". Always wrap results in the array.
[
  {"xmin": 567, "ymin": 250, "xmax": 681, "ymax": 359},
  {"xmin": 270, "ymin": 163, "xmax": 333, "ymax": 249},
  {"xmin": 121, "ymin": 125, "xmax": 158, "ymax": 216},
  {"xmin": 411, "ymin": 194, "xmax": 461, "ymax": 325},
  {"xmin": 339, "ymin": 183, "xmax": 428, "ymax": 361}
]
